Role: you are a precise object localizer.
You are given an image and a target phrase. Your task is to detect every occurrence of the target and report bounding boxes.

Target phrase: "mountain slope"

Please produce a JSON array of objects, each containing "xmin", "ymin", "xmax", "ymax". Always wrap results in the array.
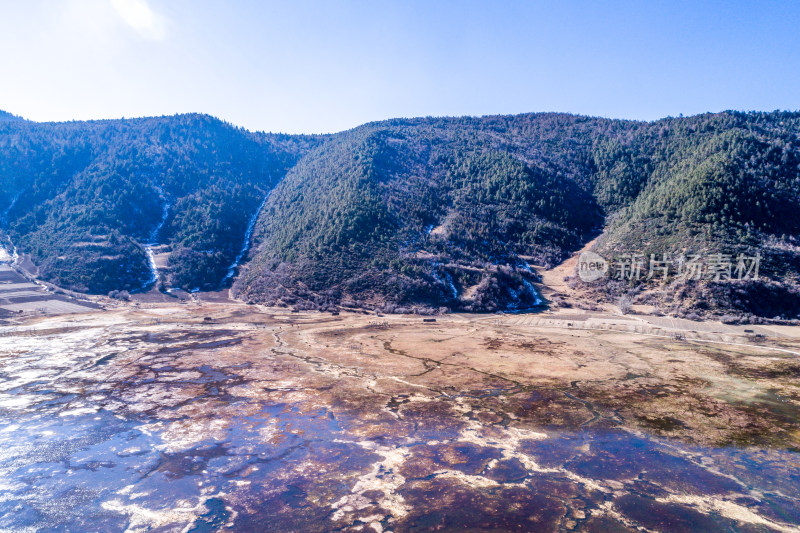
[
  {"xmin": 0, "ymin": 114, "xmax": 320, "ymax": 292},
  {"xmin": 592, "ymin": 112, "xmax": 800, "ymax": 318},
  {"xmin": 235, "ymin": 112, "xmax": 800, "ymax": 317},
  {"xmin": 234, "ymin": 115, "xmax": 613, "ymax": 312},
  {"xmin": 1, "ymin": 110, "xmax": 798, "ymax": 319}
]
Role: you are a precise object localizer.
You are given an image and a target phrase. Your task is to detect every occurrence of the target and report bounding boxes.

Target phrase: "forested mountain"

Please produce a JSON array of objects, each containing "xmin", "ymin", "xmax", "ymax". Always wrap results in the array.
[
  {"xmin": 1, "ymin": 109, "xmax": 798, "ymax": 318},
  {"xmin": 593, "ymin": 112, "xmax": 800, "ymax": 318},
  {"xmin": 0, "ymin": 112, "xmax": 320, "ymax": 292},
  {"xmin": 235, "ymin": 115, "xmax": 609, "ymax": 312},
  {"xmin": 0, "ymin": 110, "xmax": 24, "ymax": 122},
  {"xmin": 235, "ymin": 112, "xmax": 800, "ymax": 318}
]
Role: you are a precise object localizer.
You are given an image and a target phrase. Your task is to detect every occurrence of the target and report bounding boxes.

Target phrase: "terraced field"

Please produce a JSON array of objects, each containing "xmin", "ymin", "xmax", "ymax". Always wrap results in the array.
[{"xmin": 0, "ymin": 264, "xmax": 98, "ymax": 318}]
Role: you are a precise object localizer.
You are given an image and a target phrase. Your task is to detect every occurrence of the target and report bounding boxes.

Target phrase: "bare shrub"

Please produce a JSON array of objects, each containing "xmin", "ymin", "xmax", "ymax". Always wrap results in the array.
[{"xmin": 617, "ymin": 295, "xmax": 632, "ymax": 314}]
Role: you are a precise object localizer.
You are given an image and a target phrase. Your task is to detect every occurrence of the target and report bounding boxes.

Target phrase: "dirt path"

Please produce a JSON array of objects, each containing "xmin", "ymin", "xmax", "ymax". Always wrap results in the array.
[{"xmin": 528, "ymin": 235, "xmax": 604, "ymax": 309}]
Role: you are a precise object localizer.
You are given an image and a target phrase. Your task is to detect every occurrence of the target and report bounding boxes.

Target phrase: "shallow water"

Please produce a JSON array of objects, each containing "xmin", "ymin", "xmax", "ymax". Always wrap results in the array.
[
  {"xmin": 3, "ymin": 396, "xmax": 799, "ymax": 530},
  {"xmin": 1, "ymin": 317, "xmax": 800, "ymax": 532}
]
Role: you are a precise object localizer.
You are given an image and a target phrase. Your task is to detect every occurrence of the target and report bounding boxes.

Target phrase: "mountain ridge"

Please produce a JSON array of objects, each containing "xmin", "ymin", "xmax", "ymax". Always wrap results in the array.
[
  {"xmin": 1, "ymin": 109, "xmax": 798, "ymax": 319},
  {"xmin": 0, "ymin": 110, "xmax": 25, "ymax": 122}
]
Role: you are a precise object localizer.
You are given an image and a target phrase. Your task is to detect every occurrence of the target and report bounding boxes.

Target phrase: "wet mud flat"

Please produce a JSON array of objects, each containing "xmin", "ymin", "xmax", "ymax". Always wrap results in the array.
[{"xmin": 1, "ymin": 304, "xmax": 800, "ymax": 531}]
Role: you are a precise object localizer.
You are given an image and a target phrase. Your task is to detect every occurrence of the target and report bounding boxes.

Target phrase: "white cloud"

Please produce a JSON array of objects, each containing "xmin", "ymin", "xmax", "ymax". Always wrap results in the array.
[{"xmin": 110, "ymin": 0, "xmax": 166, "ymax": 40}]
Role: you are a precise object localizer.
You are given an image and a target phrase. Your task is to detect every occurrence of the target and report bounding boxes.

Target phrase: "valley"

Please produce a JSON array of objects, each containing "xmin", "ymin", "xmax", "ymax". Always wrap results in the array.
[{"xmin": 2, "ymin": 3, "xmax": 798, "ymax": 531}]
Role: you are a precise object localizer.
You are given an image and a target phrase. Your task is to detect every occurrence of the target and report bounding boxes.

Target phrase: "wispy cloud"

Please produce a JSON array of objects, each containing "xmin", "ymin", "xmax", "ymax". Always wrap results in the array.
[{"xmin": 110, "ymin": 0, "xmax": 166, "ymax": 40}]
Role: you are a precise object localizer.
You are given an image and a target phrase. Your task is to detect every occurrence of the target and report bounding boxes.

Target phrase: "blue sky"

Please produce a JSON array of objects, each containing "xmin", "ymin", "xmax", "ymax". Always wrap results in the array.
[{"xmin": 1, "ymin": 0, "xmax": 798, "ymax": 133}]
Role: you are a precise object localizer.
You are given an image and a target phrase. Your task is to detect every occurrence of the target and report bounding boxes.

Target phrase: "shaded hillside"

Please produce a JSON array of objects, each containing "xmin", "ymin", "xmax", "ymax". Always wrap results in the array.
[
  {"xmin": 235, "ymin": 112, "xmax": 800, "ymax": 317},
  {"xmin": 0, "ymin": 114, "xmax": 320, "ymax": 293}
]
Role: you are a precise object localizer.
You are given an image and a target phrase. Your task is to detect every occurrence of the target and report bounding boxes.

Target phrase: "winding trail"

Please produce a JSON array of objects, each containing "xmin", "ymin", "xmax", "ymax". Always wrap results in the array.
[{"xmin": 535, "ymin": 234, "xmax": 603, "ymax": 297}]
